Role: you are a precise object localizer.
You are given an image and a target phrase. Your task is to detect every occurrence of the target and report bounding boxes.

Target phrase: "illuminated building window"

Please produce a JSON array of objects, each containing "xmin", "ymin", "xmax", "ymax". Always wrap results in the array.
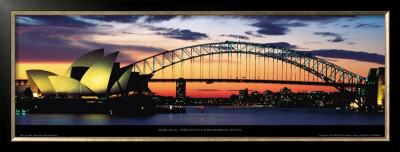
[
  {"xmin": 81, "ymin": 96, "xmax": 98, "ymax": 99},
  {"xmin": 109, "ymin": 94, "xmax": 121, "ymax": 98},
  {"xmin": 128, "ymin": 91, "xmax": 135, "ymax": 96},
  {"xmin": 350, "ymin": 102, "xmax": 359, "ymax": 109},
  {"xmin": 32, "ymin": 92, "xmax": 39, "ymax": 97},
  {"xmin": 86, "ymin": 100, "xmax": 96, "ymax": 104}
]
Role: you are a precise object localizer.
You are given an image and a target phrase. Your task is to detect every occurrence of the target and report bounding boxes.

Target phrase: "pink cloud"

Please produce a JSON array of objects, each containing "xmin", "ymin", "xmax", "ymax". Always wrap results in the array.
[{"xmin": 16, "ymin": 28, "xmax": 34, "ymax": 35}]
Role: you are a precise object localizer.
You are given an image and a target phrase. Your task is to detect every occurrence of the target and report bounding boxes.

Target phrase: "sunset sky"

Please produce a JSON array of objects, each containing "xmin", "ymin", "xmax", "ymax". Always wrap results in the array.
[{"xmin": 15, "ymin": 15, "xmax": 386, "ymax": 97}]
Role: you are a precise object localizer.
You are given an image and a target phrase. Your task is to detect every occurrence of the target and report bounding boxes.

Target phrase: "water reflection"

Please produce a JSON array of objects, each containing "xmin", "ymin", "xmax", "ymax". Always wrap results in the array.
[
  {"xmin": 16, "ymin": 107, "xmax": 384, "ymax": 125},
  {"xmin": 200, "ymin": 113, "xmax": 204, "ymax": 124}
]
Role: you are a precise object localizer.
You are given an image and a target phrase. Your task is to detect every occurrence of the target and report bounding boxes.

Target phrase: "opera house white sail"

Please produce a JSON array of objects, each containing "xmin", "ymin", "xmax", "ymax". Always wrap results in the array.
[
  {"xmin": 26, "ymin": 70, "xmax": 57, "ymax": 96},
  {"xmin": 63, "ymin": 49, "xmax": 104, "ymax": 78},
  {"xmin": 80, "ymin": 52, "xmax": 119, "ymax": 95},
  {"xmin": 24, "ymin": 49, "xmax": 143, "ymax": 98},
  {"xmin": 48, "ymin": 76, "xmax": 94, "ymax": 95},
  {"xmin": 110, "ymin": 64, "xmax": 133, "ymax": 93}
]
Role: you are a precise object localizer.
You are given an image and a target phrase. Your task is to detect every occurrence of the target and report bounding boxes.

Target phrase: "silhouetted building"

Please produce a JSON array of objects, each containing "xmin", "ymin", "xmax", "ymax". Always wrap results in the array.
[
  {"xmin": 176, "ymin": 78, "xmax": 186, "ymax": 103},
  {"xmin": 230, "ymin": 94, "xmax": 239, "ymax": 105},
  {"xmin": 280, "ymin": 87, "xmax": 292, "ymax": 100},
  {"xmin": 263, "ymin": 90, "xmax": 273, "ymax": 105},
  {"xmin": 250, "ymin": 91, "xmax": 263, "ymax": 103},
  {"xmin": 280, "ymin": 87, "xmax": 292, "ymax": 95},
  {"xmin": 239, "ymin": 88, "xmax": 249, "ymax": 103}
]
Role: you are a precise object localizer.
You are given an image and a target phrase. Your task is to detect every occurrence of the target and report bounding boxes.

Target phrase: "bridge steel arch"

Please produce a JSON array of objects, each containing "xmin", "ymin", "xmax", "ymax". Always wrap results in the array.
[{"xmin": 132, "ymin": 41, "xmax": 367, "ymax": 92}]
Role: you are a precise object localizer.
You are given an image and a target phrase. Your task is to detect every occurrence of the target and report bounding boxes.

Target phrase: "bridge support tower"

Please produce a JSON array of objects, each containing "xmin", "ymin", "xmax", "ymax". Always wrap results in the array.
[{"xmin": 365, "ymin": 67, "xmax": 385, "ymax": 111}]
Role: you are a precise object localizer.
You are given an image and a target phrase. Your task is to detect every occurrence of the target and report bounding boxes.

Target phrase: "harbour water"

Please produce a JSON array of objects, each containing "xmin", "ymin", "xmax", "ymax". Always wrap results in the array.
[{"xmin": 15, "ymin": 107, "xmax": 385, "ymax": 125}]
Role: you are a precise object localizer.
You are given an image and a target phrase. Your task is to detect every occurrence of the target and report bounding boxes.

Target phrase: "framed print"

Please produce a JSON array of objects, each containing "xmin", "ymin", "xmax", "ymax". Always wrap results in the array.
[{"xmin": 0, "ymin": 0, "xmax": 397, "ymax": 151}]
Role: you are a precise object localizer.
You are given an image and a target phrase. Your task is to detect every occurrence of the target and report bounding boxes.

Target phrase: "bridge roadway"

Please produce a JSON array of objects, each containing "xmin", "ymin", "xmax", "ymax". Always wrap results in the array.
[
  {"xmin": 16, "ymin": 78, "xmax": 365, "ymax": 87},
  {"xmin": 149, "ymin": 78, "xmax": 366, "ymax": 87}
]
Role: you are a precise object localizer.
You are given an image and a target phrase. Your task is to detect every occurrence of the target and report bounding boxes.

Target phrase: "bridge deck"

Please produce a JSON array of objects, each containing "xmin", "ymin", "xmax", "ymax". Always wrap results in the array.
[{"xmin": 149, "ymin": 79, "xmax": 366, "ymax": 87}]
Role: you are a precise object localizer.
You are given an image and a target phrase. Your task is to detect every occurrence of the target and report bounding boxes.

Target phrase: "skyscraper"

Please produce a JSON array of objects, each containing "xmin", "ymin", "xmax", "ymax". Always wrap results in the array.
[
  {"xmin": 239, "ymin": 88, "xmax": 249, "ymax": 104},
  {"xmin": 176, "ymin": 78, "xmax": 186, "ymax": 103}
]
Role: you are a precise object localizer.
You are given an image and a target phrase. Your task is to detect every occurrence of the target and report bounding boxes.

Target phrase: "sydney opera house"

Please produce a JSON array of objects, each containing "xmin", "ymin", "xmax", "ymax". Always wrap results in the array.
[{"xmin": 18, "ymin": 49, "xmax": 152, "ymax": 99}]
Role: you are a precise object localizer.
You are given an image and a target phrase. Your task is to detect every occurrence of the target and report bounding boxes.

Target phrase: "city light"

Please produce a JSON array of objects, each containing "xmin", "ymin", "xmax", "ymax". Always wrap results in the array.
[
  {"xmin": 32, "ymin": 92, "xmax": 38, "ymax": 97},
  {"xmin": 350, "ymin": 102, "xmax": 359, "ymax": 109},
  {"xmin": 82, "ymin": 96, "xmax": 98, "ymax": 100}
]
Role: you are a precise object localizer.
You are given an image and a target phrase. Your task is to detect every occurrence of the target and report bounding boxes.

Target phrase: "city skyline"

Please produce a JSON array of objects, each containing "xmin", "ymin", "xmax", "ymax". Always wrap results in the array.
[{"xmin": 15, "ymin": 15, "xmax": 386, "ymax": 97}]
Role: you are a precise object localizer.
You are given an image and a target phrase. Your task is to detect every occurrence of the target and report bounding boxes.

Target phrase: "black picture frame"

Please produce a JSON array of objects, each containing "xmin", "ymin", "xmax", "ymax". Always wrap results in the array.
[{"xmin": 1, "ymin": 0, "xmax": 398, "ymax": 151}]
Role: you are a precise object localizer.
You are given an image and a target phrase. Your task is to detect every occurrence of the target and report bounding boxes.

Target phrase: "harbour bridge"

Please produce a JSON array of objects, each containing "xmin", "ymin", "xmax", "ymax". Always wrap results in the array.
[
  {"xmin": 133, "ymin": 41, "xmax": 367, "ymax": 92},
  {"xmin": 130, "ymin": 41, "xmax": 377, "ymax": 109}
]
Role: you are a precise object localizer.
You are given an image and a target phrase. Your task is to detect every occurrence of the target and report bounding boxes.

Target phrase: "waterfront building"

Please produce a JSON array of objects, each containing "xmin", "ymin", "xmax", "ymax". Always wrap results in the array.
[
  {"xmin": 229, "ymin": 94, "xmax": 239, "ymax": 105},
  {"xmin": 280, "ymin": 87, "xmax": 292, "ymax": 101},
  {"xmin": 280, "ymin": 87, "xmax": 292, "ymax": 95},
  {"xmin": 250, "ymin": 91, "xmax": 263, "ymax": 103},
  {"xmin": 239, "ymin": 88, "xmax": 249, "ymax": 104},
  {"xmin": 262, "ymin": 90, "xmax": 274, "ymax": 105},
  {"xmin": 366, "ymin": 67, "xmax": 385, "ymax": 109}
]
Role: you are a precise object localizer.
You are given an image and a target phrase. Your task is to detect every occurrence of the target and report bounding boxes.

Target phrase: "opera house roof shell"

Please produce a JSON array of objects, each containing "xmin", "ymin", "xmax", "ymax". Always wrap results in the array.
[{"xmin": 26, "ymin": 49, "xmax": 134, "ymax": 97}]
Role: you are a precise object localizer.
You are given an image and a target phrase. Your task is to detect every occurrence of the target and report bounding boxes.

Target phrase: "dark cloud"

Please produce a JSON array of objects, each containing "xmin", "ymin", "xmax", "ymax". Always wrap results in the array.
[
  {"xmin": 250, "ymin": 15, "xmax": 356, "ymax": 23},
  {"xmin": 16, "ymin": 21, "xmax": 89, "ymax": 40},
  {"xmin": 15, "ymin": 16, "xmax": 97, "ymax": 42},
  {"xmin": 318, "ymin": 57, "xmax": 339, "ymax": 62},
  {"xmin": 144, "ymin": 15, "xmax": 177, "ymax": 23},
  {"xmin": 265, "ymin": 42, "xmax": 299, "ymax": 49},
  {"xmin": 16, "ymin": 15, "xmax": 96, "ymax": 28},
  {"xmin": 314, "ymin": 32, "xmax": 346, "ymax": 43},
  {"xmin": 355, "ymin": 23, "xmax": 382, "ymax": 28},
  {"xmin": 147, "ymin": 26, "xmax": 173, "ymax": 31},
  {"xmin": 304, "ymin": 42, "xmax": 323, "ymax": 45},
  {"xmin": 220, "ymin": 34, "xmax": 249, "ymax": 40},
  {"xmin": 251, "ymin": 22, "xmax": 289, "ymax": 35},
  {"xmin": 97, "ymin": 33, "xmax": 116, "ymax": 36},
  {"xmin": 330, "ymin": 36, "xmax": 346, "ymax": 43},
  {"xmin": 247, "ymin": 15, "xmax": 356, "ymax": 36},
  {"xmin": 305, "ymin": 49, "xmax": 385, "ymax": 64},
  {"xmin": 16, "ymin": 29, "xmax": 89, "ymax": 63},
  {"xmin": 15, "ymin": 28, "xmax": 166, "ymax": 64},
  {"xmin": 80, "ymin": 15, "xmax": 140, "ymax": 23},
  {"xmin": 80, "ymin": 41, "xmax": 166, "ymax": 63},
  {"xmin": 15, "ymin": 26, "xmax": 88, "ymax": 42},
  {"xmin": 100, "ymin": 24, "xmax": 113, "ymax": 28},
  {"xmin": 155, "ymin": 29, "xmax": 209, "ymax": 41},
  {"xmin": 339, "ymin": 23, "xmax": 382, "ymax": 29},
  {"xmin": 81, "ymin": 41, "xmax": 165, "ymax": 54},
  {"xmin": 245, "ymin": 31, "xmax": 263, "ymax": 37},
  {"xmin": 346, "ymin": 18, "xmax": 357, "ymax": 22},
  {"xmin": 285, "ymin": 22, "xmax": 308, "ymax": 27},
  {"xmin": 144, "ymin": 23, "xmax": 211, "ymax": 41},
  {"xmin": 122, "ymin": 31, "xmax": 134, "ymax": 34},
  {"xmin": 313, "ymin": 32, "xmax": 340, "ymax": 37},
  {"xmin": 250, "ymin": 21, "xmax": 307, "ymax": 36}
]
